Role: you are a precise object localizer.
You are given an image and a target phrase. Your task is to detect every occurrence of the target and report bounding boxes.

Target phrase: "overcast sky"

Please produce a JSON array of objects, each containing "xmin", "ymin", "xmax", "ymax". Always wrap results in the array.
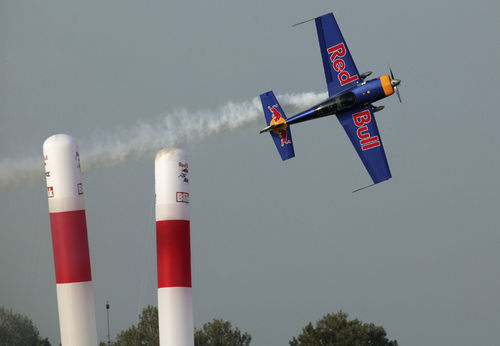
[{"xmin": 1, "ymin": 1, "xmax": 500, "ymax": 345}]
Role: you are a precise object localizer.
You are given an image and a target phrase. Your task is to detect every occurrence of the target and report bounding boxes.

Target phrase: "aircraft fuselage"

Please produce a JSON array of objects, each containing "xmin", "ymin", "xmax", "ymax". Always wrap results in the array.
[{"xmin": 286, "ymin": 75, "xmax": 395, "ymax": 126}]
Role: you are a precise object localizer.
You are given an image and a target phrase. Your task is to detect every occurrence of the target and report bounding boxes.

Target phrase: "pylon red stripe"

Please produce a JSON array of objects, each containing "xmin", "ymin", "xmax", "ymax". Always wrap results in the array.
[
  {"xmin": 50, "ymin": 210, "xmax": 92, "ymax": 284},
  {"xmin": 156, "ymin": 220, "xmax": 191, "ymax": 288}
]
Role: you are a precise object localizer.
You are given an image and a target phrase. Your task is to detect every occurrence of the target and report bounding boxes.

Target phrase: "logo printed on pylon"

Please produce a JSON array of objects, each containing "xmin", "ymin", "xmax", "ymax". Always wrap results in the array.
[
  {"xmin": 178, "ymin": 162, "xmax": 189, "ymax": 184},
  {"xmin": 48, "ymin": 186, "xmax": 54, "ymax": 198},
  {"xmin": 176, "ymin": 192, "xmax": 189, "ymax": 203},
  {"xmin": 75, "ymin": 152, "xmax": 81, "ymax": 168}
]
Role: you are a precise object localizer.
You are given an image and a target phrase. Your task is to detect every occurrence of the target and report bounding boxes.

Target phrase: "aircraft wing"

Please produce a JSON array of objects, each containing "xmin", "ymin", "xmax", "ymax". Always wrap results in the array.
[
  {"xmin": 315, "ymin": 13, "xmax": 360, "ymax": 97},
  {"xmin": 336, "ymin": 105, "xmax": 391, "ymax": 184}
]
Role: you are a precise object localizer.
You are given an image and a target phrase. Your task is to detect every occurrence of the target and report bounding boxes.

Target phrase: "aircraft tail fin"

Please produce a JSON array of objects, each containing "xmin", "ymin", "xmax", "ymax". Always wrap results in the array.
[{"xmin": 259, "ymin": 91, "xmax": 295, "ymax": 161}]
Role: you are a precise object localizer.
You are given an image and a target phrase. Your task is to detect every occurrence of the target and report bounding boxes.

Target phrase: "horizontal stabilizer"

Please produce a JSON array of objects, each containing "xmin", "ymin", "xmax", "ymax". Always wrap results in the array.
[
  {"xmin": 259, "ymin": 123, "xmax": 286, "ymax": 134},
  {"xmin": 260, "ymin": 91, "xmax": 295, "ymax": 161}
]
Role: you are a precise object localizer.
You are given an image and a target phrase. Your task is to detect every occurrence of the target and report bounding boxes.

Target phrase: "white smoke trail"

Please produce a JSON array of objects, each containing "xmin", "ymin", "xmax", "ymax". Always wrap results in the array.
[{"xmin": 0, "ymin": 92, "xmax": 326, "ymax": 189}]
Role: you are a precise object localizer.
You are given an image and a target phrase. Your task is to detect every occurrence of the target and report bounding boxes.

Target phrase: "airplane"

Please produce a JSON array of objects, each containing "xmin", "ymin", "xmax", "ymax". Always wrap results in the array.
[{"xmin": 259, "ymin": 12, "xmax": 401, "ymax": 188}]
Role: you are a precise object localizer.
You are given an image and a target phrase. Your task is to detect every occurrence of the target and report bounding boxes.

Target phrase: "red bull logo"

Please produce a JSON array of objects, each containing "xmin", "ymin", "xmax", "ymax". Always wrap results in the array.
[
  {"xmin": 75, "ymin": 151, "xmax": 80, "ymax": 168},
  {"xmin": 352, "ymin": 110, "xmax": 380, "ymax": 150},
  {"xmin": 268, "ymin": 105, "xmax": 291, "ymax": 147},
  {"xmin": 327, "ymin": 43, "xmax": 359, "ymax": 86},
  {"xmin": 277, "ymin": 128, "xmax": 291, "ymax": 147},
  {"xmin": 176, "ymin": 192, "xmax": 189, "ymax": 203},
  {"xmin": 178, "ymin": 162, "xmax": 189, "ymax": 173},
  {"xmin": 178, "ymin": 162, "xmax": 189, "ymax": 184},
  {"xmin": 268, "ymin": 105, "xmax": 283, "ymax": 123}
]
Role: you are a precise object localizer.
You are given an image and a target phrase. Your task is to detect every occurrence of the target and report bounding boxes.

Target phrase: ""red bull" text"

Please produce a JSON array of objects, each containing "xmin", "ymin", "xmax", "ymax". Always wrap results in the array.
[
  {"xmin": 327, "ymin": 43, "xmax": 359, "ymax": 86},
  {"xmin": 352, "ymin": 109, "xmax": 380, "ymax": 151}
]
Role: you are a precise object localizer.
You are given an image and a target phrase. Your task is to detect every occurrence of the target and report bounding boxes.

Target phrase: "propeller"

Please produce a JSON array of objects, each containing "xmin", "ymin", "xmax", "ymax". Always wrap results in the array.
[{"xmin": 389, "ymin": 66, "xmax": 402, "ymax": 103}]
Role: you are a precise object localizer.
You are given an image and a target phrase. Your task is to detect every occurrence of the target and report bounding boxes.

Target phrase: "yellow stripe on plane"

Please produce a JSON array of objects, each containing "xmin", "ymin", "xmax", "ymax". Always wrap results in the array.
[{"xmin": 380, "ymin": 75, "xmax": 394, "ymax": 96}]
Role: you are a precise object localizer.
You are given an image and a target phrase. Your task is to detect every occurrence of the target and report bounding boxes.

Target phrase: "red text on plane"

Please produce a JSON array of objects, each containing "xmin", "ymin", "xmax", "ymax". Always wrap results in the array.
[
  {"xmin": 327, "ymin": 43, "xmax": 359, "ymax": 86},
  {"xmin": 352, "ymin": 110, "xmax": 380, "ymax": 151}
]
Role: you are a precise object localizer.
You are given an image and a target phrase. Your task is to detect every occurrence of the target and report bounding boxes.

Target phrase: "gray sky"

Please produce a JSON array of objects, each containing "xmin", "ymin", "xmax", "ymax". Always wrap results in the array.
[{"xmin": 1, "ymin": 0, "xmax": 500, "ymax": 345}]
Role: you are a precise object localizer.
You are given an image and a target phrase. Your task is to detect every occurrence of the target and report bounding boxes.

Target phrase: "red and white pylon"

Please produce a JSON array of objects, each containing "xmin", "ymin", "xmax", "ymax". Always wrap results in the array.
[
  {"xmin": 155, "ymin": 148, "xmax": 194, "ymax": 346},
  {"xmin": 43, "ymin": 134, "xmax": 98, "ymax": 346}
]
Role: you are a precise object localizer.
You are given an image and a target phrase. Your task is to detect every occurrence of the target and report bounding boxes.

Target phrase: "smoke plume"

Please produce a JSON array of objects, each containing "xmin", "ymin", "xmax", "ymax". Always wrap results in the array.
[{"xmin": 0, "ymin": 92, "xmax": 326, "ymax": 189}]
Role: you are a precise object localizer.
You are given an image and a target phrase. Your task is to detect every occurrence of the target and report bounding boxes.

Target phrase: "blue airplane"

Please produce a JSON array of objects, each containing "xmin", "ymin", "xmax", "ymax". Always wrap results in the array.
[{"xmin": 259, "ymin": 12, "xmax": 401, "ymax": 187}]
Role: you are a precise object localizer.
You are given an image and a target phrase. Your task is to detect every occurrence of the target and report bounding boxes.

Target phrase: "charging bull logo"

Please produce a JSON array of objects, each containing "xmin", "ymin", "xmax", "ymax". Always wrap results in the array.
[
  {"xmin": 268, "ymin": 104, "xmax": 283, "ymax": 123},
  {"xmin": 268, "ymin": 105, "xmax": 291, "ymax": 147},
  {"xmin": 178, "ymin": 162, "xmax": 189, "ymax": 184}
]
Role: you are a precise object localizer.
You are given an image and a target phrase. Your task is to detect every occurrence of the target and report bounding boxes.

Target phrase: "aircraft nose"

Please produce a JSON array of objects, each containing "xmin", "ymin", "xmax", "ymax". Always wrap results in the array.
[{"xmin": 391, "ymin": 79, "xmax": 401, "ymax": 87}]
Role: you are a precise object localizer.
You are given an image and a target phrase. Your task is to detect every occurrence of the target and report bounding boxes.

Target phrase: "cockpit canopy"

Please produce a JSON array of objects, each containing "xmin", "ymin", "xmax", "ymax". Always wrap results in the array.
[{"xmin": 314, "ymin": 92, "xmax": 356, "ymax": 118}]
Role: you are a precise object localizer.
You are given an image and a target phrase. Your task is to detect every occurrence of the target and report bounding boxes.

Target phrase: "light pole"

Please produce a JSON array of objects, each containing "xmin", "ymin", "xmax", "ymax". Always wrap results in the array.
[{"xmin": 106, "ymin": 301, "xmax": 110, "ymax": 346}]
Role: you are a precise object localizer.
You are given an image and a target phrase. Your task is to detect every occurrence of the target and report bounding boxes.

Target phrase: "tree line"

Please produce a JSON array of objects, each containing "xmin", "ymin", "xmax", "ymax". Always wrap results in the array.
[
  {"xmin": 0, "ymin": 306, "xmax": 50, "ymax": 346},
  {"xmin": 103, "ymin": 306, "xmax": 397, "ymax": 346},
  {"xmin": 1, "ymin": 305, "xmax": 397, "ymax": 345}
]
